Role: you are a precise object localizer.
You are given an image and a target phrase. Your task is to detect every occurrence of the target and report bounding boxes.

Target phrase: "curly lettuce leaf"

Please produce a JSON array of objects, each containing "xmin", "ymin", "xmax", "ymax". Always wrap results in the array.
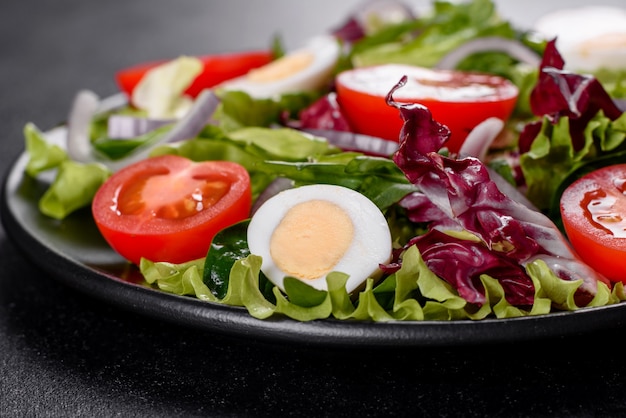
[
  {"xmin": 141, "ymin": 258, "xmax": 215, "ymax": 301},
  {"xmin": 39, "ymin": 160, "xmax": 110, "ymax": 219},
  {"xmin": 220, "ymin": 254, "xmax": 276, "ymax": 319},
  {"xmin": 520, "ymin": 113, "xmax": 626, "ymax": 215},
  {"xmin": 23, "ymin": 123, "xmax": 68, "ymax": 177},
  {"xmin": 23, "ymin": 122, "xmax": 111, "ymax": 219},
  {"xmin": 518, "ymin": 40, "xmax": 626, "ymax": 214},
  {"xmin": 351, "ymin": 0, "xmax": 517, "ymax": 68},
  {"xmin": 139, "ymin": 243, "xmax": 624, "ymax": 322},
  {"xmin": 273, "ymin": 277, "xmax": 333, "ymax": 322}
]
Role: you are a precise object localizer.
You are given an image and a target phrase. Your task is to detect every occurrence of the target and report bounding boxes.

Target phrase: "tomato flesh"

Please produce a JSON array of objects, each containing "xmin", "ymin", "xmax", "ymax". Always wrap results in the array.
[
  {"xmin": 92, "ymin": 155, "xmax": 252, "ymax": 265},
  {"xmin": 115, "ymin": 50, "xmax": 274, "ymax": 99},
  {"xmin": 335, "ymin": 64, "xmax": 519, "ymax": 153},
  {"xmin": 560, "ymin": 164, "xmax": 626, "ymax": 283}
]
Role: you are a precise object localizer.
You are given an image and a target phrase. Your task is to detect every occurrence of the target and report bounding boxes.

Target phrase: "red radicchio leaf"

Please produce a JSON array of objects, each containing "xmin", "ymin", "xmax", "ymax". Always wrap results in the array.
[
  {"xmin": 332, "ymin": 17, "xmax": 366, "ymax": 43},
  {"xmin": 297, "ymin": 93, "xmax": 353, "ymax": 132},
  {"xmin": 399, "ymin": 191, "xmax": 457, "ymax": 230},
  {"xmin": 528, "ymin": 39, "xmax": 623, "ymax": 151},
  {"xmin": 385, "ymin": 77, "xmax": 605, "ymax": 307},
  {"xmin": 517, "ymin": 120, "xmax": 542, "ymax": 154},
  {"xmin": 409, "ymin": 229, "xmax": 535, "ymax": 306}
]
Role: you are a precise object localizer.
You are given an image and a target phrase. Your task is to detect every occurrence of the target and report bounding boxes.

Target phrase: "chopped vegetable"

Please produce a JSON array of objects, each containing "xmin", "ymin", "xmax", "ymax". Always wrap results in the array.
[
  {"xmin": 518, "ymin": 39, "xmax": 625, "ymax": 214},
  {"xmin": 131, "ymin": 56, "xmax": 203, "ymax": 119},
  {"xmin": 335, "ymin": 64, "xmax": 518, "ymax": 152},
  {"xmin": 560, "ymin": 164, "xmax": 626, "ymax": 283},
  {"xmin": 115, "ymin": 50, "xmax": 275, "ymax": 100},
  {"xmin": 67, "ymin": 89, "xmax": 221, "ymax": 171},
  {"xmin": 92, "ymin": 155, "xmax": 252, "ymax": 264},
  {"xmin": 386, "ymin": 75, "xmax": 609, "ymax": 307}
]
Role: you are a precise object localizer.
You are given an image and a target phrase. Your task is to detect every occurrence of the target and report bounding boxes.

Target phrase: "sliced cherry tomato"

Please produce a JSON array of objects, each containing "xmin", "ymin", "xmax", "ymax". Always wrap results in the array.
[
  {"xmin": 115, "ymin": 50, "xmax": 274, "ymax": 99},
  {"xmin": 560, "ymin": 164, "xmax": 626, "ymax": 283},
  {"xmin": 92, "ymin": 155, "xmax": 252, "ymax": 265},
  {"xmin": 335, "ymin": 64, "xmax": 519, "ymax": 152}
]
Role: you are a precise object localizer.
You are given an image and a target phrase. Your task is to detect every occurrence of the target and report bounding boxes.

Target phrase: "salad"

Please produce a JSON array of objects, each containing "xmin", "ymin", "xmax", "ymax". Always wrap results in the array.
[{"xmin": 22, "ymin": 0, "xmax": 626, "ymax": 323}]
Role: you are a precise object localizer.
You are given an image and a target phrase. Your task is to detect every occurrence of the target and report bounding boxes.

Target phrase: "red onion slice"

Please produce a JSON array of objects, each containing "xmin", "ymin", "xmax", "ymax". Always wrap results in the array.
[
  {"xmin": 458, "ymin": 117, "xmax": 504, "ymax": 160},
  {"xmin": 435, "ymin": 36, "xmax": 542, "ymax": 70},
  {"xmin": 66, "ymin": 88, "xmax": 220, "ymax": 171},
  {"xmin": 107, "ymin": 115, "xmax": 176, "ymax": 139},
  {"xmin": 250, "ymin": 177, "xmax": 294, "ymax": 216},
  {"xmin": 66, "ymin": 89, "xmax": 101, "ymax": 164},
  {"xmin": 301, "ymin": 128, "xmax": 399, "ymax": 157}
]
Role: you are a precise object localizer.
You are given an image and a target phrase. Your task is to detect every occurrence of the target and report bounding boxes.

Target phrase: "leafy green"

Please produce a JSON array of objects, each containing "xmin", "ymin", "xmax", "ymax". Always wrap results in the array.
[
  {"xmin": 23, "ymin": 123, "xmax": 68, "ymax": 177},
  {"xmin": 92, "ymin": 124, "xmax": 174, "ymax": 160},
  {"xmin": 141, "ymin": 258, "xmax": 215, "ymax": 301},
  {"xmin": 520, "ymin": 111, "xmax": 626, "ymax": 217},
  {"xmin": 139, "ymin": 242, "xmax": 623, "ymax": 322},
  {"xmin": 23, "ymin": 123, "xmax": 112, "ymax": 219},
  {"xmin": 227, "ymin": 127, "xmax": 337, "ymax": 161},
  {"xmin": 257, "ymin": 154, "xmax": 417, "ymax": 212},
  {"xmin": 203, "ymin": 221, "xmax": 251, "ymax": 299},
  {"xmin": 212, "ymin": 89, "xmax": 320, "ymax": 131},
  {"xmin": 351, "ymin": 0, "xmax": 518, "ymax": 68},
  {"xmin": 39, "ymin": 160, "xmax": 110, "ymax": 220}
]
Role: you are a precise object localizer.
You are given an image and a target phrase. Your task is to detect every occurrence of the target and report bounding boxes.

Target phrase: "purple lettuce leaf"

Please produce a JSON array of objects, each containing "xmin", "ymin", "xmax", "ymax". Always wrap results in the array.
[
  {"xmin": 523, "ymin": 39, "xmax": 623, "ymax": 152},
  {"xmin": 297, "ymin": 93, "xmax": 353, "ymax": 132},
  {"xmin": 385, "ymin": 76, "xmax": 605, "ymax": 307},
  {"xmin": 410, "ymin": 229, "xmax": 534, "ymax": 306},
  {"xmin": 332, "ymin": 17, "xmax": 366, "ymax": 44}
]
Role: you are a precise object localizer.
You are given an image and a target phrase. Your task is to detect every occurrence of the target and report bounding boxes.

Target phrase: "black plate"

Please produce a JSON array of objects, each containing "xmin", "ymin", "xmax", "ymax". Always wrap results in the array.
[{"xmin": 4, "ymin": 113, "xmax": 626, "ymax": 348}]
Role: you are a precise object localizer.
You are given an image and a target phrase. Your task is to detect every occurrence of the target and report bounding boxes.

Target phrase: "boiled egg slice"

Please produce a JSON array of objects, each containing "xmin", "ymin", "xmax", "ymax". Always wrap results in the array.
[
  {"xmin": 217, "ymin": 35, "xmax": 341, "ymax": 99},
  {"xmin": 247, "ymin": 184, "xmax": 392, "ymax": 293},
  {"xmin": 533, "ymin": 6, "xmax": 626, "ymax": 72}
]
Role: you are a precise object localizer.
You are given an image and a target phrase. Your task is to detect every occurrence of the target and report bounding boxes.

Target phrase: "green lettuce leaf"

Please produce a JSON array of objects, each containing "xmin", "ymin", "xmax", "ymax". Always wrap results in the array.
[
  {"xmin": 92, "ymin": 123, "xmax": 174, "ymax": 160},
  {"xmin": 141, "ymin": 258, "xmax": 215, "ymax": 301},
  {"xmin": 226, "ymin": 127, "xmax": 338, "ymax": 161},
  {"xmin": 273, "ymin": 277, "xmax": 333, "ymax": 322},
  {"xmin": 221, "ymin": 255, "xmax": 276, "ymax": 319},
  {"xmin": 132, "ymin": 55, "xmax": 203, "ymax": 119},
  {"xmin": 520, "ymin": 112, "xmax": 626, "ymax": 216},
  {"xmin": 138, "ymin": 237, "xmax": 626, "ymax": 323},
  {"xmin": 212, "ymin": 90, "xmax": 319, "ymax": 131},
  {"xmin": 258, "ymin": 154, "xmax": 416, "ymax": 212},
  {"xmin": 24, "ymin": 123, "xmax": 68, "ymax": 177},
  {"xmin": 351, "ymin": 0, "xmax": 517, "ymax": 68},
  {"xmin": 39, "ymin": 160, "xmax": 110, "ymax": 219}
]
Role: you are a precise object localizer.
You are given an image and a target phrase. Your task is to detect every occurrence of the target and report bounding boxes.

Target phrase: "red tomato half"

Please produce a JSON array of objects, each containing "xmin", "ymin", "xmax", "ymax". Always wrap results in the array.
[
  {"xmin": 560, "ymin": 164, "xmax": 626, "ymax": 283},
  {"xmin": 115, "ymin": 50, "xmax": 274, "ymax": 99},
  {"xmin": 335, "ymin": 64, "xmax": 519, "ymax": 153},
  {"xmin": 92, "ymin": 155, "xmax": 252, "ymax": 265}
]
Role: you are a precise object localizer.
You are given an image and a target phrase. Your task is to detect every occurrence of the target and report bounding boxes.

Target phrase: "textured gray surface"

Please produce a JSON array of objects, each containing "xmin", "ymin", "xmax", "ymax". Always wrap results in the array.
[{"xmin": 3, "ymin": 1, "xmax": 626, "ymax": 416}]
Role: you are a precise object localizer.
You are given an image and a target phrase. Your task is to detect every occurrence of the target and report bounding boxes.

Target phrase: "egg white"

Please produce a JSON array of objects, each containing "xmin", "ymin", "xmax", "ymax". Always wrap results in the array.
[
  {"xmin": 217, "ymin": 35, "xmax": 340, "ymax": 99},
  {"xmin": 247, "ymin": 184, "xmax": 392, "ymax": 294},
  {"xmin": 533, "ymin": 6, "xmax": 626, "ymax": 72}
]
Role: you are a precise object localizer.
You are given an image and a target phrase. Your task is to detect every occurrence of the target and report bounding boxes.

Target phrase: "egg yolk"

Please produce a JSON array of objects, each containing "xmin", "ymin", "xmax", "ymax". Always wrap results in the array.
[
  {"xmin": 246, "ymin": 51, "xmax": 314, "ymax": 83},
  {"xmin": 269, "ymin": 200, "xmax": 354, "ymax": 280},
  {"xmin": 578, "ymin": 32, "xmax": 626, "ymax": 54}
]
